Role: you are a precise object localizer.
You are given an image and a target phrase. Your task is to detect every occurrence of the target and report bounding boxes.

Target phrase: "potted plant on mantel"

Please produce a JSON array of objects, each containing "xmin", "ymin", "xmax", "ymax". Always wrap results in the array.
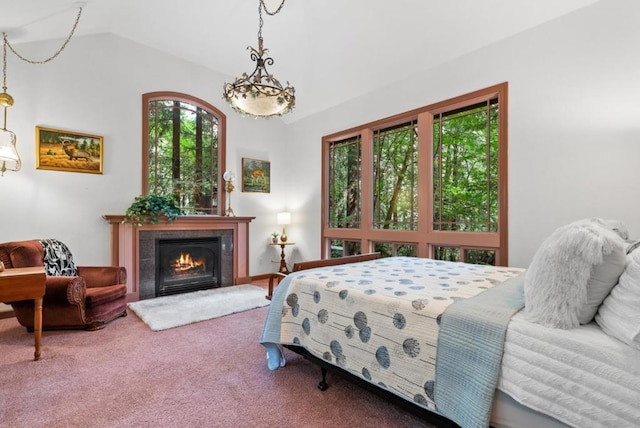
[{"xmin": 123, "ymin": 194, "xmax": 184, "ymax": 226}]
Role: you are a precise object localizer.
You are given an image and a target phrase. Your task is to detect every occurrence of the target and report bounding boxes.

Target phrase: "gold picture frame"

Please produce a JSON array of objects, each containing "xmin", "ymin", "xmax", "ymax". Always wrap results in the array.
[
  {"xmin": 36, "ymin": 126, "xmax": 103, "ymax": 174},
  {"xmin": 242, "ymin": 157, "xmax": 270, "ymax": 193}
]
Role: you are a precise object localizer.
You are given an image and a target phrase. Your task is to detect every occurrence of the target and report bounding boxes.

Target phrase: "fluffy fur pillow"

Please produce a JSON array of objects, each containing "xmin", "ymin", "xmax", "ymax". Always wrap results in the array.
[
  {"xmin": 523, "ymin": 219, "xmax": 626, "ymax": 328},
  {"xmin": 596, "ymin": 251, "xmax": 640, "ymax": 350}
]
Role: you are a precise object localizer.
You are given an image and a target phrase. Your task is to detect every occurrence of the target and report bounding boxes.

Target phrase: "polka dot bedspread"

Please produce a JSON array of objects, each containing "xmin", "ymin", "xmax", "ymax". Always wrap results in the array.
[{"xmin": 268, "ymin": 256, "xmax": 524, "ymax": 411}]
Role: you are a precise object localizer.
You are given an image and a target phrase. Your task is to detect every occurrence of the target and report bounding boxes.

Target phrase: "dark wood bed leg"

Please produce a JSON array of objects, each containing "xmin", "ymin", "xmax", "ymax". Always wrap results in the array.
[{"xmin": 317, "ymin": 367, "xmax": 328, "ymax": 391}]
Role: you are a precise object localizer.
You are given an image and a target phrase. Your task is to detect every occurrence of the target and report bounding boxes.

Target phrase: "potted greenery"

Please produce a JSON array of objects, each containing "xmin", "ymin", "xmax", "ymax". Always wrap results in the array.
[
  {"xmin": 271, "ymin": 232, "xmax": 279, "ymax": 243},
  {"xmin": 123, "ymin": 194, "xmax": 184, "ymax": 225}
]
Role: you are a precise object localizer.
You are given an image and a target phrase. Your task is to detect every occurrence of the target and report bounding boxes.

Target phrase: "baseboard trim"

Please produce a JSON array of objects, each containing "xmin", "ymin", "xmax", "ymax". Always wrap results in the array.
[
  {"xmin": 236, "ymin": 276, "xmax": 252, "ymax": 285},
  {"xmin": 251, "ymin": 273, "xmax": 273, "ymax": 282}
]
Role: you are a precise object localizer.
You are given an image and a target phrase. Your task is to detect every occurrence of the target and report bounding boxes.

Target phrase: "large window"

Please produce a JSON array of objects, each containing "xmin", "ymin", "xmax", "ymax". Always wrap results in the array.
[
  {"xmin": 433, "ymin": 99, "xmax": 498, "ymax": 233},
  {"xmin": 373, "ymin": 120, "xmax": 418, "ymax": 231},
  {"xmin": 328, "ymin": 135, "xmax": 361, "ymax": 229},
  {"xmin": 322, "ymin": 83, "xmax": 509, "ymax": 265},
  {"xmin": 143, "ymin": 92, "xmax": 226, "ymax": 215}
]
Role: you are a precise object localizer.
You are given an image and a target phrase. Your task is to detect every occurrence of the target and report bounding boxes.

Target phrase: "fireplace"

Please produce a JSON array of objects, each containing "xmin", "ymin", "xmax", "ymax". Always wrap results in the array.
[
  {"xmin": 103, "ymin": 215, "xmax": 254, "ymax": 301},
  {"xmin": 155, "ymin": 237, "xmax": 222, "ymax": 297}
]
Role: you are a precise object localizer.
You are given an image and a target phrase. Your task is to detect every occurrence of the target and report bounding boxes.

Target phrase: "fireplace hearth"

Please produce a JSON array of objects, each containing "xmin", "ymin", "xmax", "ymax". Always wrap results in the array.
[{"xmin": 155, "ymin": 237, "xmax": 221, "ymax": 297}]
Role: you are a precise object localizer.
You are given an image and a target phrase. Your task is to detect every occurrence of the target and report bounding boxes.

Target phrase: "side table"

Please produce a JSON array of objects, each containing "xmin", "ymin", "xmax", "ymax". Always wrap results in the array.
[
  {"xmin": 269, "ymin": 242, "xmax": 295, "ymax": 274},
  {"xmin": 0, "ymin": 266, "xmax": 46, "ymax": 360}
]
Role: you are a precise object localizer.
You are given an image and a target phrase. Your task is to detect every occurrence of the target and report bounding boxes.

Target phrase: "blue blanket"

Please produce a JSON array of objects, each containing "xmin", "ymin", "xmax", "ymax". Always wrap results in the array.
[
  {"xmin": 259, "ymin": 273, "xmax": 297, "ymax": 369},
  {"xmin": 434, "ymin": 273, "xmax": 526, "ymax": 428}
]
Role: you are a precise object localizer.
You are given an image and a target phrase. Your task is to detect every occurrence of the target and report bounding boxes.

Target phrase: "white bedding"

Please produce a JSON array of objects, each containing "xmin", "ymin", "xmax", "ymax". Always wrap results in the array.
[
  {"xmin": 498, "ymin": 312, "xmax": 640, "ymax": 428},
  {"xmin": 261, "ymin": 256, "xmax": 640, "ymax": 427}
]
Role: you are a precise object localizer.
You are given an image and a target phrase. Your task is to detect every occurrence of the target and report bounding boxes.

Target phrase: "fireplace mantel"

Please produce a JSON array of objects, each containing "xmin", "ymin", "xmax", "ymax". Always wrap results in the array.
[{"xmin": 103, "ymin": 215, "xmax": 254, "ymax": 301}]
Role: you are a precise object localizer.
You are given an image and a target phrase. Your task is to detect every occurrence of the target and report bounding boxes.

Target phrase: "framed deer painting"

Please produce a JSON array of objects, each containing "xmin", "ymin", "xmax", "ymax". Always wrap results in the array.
[
  {"xmin": 35, "ymin": 126, "xmax": 103, "ymax": 174},
  {"xmin": 241, "ymin": 158, "xmax": 270, "ymax": 193}
]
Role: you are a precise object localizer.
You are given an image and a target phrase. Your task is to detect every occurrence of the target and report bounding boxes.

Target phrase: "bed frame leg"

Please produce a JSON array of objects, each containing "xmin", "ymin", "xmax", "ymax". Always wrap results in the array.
[{"xmin": 317, "ymin": 367, "xmax": 328, "ymax": 391}]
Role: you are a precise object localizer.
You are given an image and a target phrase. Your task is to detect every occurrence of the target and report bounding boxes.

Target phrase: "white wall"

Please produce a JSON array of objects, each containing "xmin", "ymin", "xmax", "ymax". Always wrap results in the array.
[
  {"xmin": 0, "ymin": 33, "xmax": 289, "ymax": 274},
  {"xmin": 3, "ymin": 0, "xmax": 639, "ymax": 277},
  {"xmin": 284, "ymin": 0, "xmax": 640, "ymax": 268}
]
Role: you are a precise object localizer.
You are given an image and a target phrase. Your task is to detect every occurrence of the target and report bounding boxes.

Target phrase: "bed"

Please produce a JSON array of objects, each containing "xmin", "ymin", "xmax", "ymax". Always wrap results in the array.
[{"xmin": 260, "ymin": 220, "xmax": 640, "ymax": 428}]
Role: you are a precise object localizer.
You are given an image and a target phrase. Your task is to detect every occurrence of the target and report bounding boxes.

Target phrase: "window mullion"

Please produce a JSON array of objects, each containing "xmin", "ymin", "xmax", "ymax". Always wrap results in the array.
[{"xmin": 361, "ymin": 128, "xmax": 374, "ymax": 252}]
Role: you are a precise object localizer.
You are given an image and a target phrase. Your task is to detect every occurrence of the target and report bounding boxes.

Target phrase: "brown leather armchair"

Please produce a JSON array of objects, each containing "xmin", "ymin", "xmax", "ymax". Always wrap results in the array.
[{"xmin": 0, "ymin": 240, "xmax": 127, "ymax": 331}]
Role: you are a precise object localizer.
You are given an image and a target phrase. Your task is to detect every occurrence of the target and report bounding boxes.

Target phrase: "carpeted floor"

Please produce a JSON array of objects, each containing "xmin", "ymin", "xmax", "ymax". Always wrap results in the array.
[{"xmin": 0, "ymin": 304, "xmax": 435, "ymax": 428}]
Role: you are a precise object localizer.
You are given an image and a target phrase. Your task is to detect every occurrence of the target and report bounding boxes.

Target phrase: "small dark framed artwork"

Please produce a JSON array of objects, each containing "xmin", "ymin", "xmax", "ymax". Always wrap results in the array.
[
  {"xmin": 242, "ymin": 157, "xmax": 270, "ymax": 193},
  {"xmin": 35, "ymin": 126, "xmax": 103, "ymax": 174}
]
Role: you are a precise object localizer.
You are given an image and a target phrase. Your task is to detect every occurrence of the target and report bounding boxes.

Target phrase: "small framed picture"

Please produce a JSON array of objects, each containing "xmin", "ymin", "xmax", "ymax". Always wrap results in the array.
[
  {"xmin": 242, "ymin": 158, "xmax": 270, "ymax": 193},
  {"xmin": 36, "ymin": 126, "xmax": 103, "ymax": 174}
]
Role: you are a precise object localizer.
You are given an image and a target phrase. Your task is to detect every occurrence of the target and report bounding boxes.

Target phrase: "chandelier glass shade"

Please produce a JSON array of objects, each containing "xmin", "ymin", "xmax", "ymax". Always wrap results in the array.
[
  {"xmin": 0, "ymin": 129, "xmax": 20, "ymax": 175},
  {"xmin": 223, "ymin": 0, "xmax": 294, "ymax": 118}
]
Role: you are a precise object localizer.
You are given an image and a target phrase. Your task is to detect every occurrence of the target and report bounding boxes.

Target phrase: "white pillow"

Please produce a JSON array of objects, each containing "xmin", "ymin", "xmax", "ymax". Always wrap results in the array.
[
  {"xmin": 596, "ymin": 251, "xmax": 640, "ymax": 350},
  {"xmin": 524, "ymin": 219, "xmax": 626, "ymax": 328},
  {"xmin": 578, "ymin": 241, "xmax": 626, "ymax": 324}
]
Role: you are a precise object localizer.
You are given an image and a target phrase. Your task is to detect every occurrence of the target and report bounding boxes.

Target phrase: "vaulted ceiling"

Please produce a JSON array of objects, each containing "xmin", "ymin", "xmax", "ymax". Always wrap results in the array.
[{"xmin": 1, "ymin": 0, "xmax": 598, "ymax": 123}]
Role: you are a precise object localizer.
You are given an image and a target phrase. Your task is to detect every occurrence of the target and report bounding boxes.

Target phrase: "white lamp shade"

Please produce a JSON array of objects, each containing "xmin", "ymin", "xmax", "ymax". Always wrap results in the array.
[
  {"xmin": 277, "ymin": 212, "xmax": 291, "ymax": 225},
  {"xmin": 0, "ymin": 129, "xmax": 21, "ymax": 172},
  {"xmin": 228, "ymin": 90, "xmax": 292, "ymax": 117}
]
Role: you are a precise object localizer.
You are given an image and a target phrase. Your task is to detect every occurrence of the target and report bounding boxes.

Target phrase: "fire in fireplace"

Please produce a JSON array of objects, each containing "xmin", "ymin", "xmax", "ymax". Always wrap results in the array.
[{"xmin": 155, "ymin": 237, "xmax": 222, "ymax": 296}]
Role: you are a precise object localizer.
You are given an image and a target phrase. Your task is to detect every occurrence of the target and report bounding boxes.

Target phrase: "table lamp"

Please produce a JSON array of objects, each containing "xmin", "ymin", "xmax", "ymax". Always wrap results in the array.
[
  {"xmin": 223, "ymin": 171, "xmax": 236, "ymax": 216},
  {"xmin": 277, "ymin": 212, "xmax": 291, "ymax": 243}
]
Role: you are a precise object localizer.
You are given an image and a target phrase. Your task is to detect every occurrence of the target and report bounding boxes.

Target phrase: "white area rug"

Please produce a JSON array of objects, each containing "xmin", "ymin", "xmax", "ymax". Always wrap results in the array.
[{"xmin": 128, "ymin": 285, "xmax": 269, "ymax": 331}]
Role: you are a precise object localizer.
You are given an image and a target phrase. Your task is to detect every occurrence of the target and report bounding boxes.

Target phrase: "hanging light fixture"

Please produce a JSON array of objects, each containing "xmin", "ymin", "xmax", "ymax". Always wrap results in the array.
[
  {"xmin": 0, "ymin": 4, "xmax": 83, "ymax": 176},
  {"xmin": 0, "ymin": 33, "xmax": 20, "ymax": 176},
  {"xmin": 223, "ymin": 0, "xmax": 295, "ymax": 118}
]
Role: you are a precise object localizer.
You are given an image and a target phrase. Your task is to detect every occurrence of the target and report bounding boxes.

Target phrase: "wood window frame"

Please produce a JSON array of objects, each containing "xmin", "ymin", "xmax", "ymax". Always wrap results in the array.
[
  {"xmin": 142, "ymin": 92, "xmax": 227, "ymax": 215},
  {"xmin": 321, "ymin": 83, "xmax": 509, "ymax": 265}
]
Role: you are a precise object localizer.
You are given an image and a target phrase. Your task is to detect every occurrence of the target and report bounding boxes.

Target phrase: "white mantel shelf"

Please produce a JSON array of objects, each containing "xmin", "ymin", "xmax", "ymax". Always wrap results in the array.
[{"xmin": 103, "ymin": 215, "xmax": 255, "ymax": 301}]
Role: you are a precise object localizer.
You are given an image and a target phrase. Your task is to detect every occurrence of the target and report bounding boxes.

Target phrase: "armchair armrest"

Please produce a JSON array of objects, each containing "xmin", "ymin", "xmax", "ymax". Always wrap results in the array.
[
  {"xmin": 43, "ymin": 276, "xmax": 87, "ymax": 306},
  {"xmin": 8, "ymin": 276, "xmax": 87, "ymax": 330},
  {"xmin": 76, "ymin": 266, "xmax": 127, "ymax": 288}
]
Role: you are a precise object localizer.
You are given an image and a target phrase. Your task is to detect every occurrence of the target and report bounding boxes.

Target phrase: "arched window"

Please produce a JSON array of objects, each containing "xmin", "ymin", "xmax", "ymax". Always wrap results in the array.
[{"xmin": 142, "ymin": 92, "xmax": 226, "ymax": 215}]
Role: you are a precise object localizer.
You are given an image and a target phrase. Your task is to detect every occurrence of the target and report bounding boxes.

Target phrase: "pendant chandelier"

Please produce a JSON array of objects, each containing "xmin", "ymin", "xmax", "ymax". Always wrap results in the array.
[
  {"xmin": 0, "ymin": 34, "xmax": 19, "ymax": 176},
  {"xmin": 0, "ymin": 4, "xmax": 83, "ymax": 176},
  {"xmin": 223, "ymin": 0, "xmax": 295, "ymax": 118}
]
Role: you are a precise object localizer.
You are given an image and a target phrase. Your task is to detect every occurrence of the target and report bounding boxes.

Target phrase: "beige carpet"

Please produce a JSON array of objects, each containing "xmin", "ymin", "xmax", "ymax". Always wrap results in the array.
[{"xmin": 127, "ymin": 285, "xmax": 270, "ymax": 331}]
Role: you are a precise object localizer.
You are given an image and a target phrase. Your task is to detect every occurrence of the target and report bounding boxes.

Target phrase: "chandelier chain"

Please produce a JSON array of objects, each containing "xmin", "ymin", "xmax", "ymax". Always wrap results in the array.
[
  {"xmin": 2, "ymin": 35, "xmax": 7, "ymax": 92},
  {"xmin": 260, "ymin": 0, "xmax": 286, "ymax": 16},
  {"xmin": 257, "ymin": 0, "xmax": 286, "ymax": 40},
  {"xmin": 4, "ymin": 6, "xmax": 83, "ymax": 65}
]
